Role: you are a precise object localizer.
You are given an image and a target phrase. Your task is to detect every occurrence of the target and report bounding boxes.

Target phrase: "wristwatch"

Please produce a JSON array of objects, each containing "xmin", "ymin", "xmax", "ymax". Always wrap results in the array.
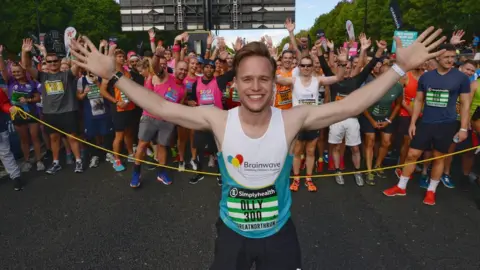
[{"xmin": 109, "ymin": 72, "xmax": 123, "ymax": 86}]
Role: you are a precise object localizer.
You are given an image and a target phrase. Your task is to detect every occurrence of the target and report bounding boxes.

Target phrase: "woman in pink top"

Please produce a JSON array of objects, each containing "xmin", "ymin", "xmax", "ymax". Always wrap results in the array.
[{"xmin": 178, "ymin": 57, "xmax": 199, "ymax": 171}]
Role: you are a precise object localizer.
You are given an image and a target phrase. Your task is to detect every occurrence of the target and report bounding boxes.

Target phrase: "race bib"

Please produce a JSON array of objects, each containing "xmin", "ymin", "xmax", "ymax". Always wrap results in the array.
[
  {"xmin": 231, "ymin": 88, "xmax": 240, "ymax": 102},
  {"xmin": 164, "ymin": 87, "xmax": 180, "ymax": 103},
  {"xmin": 335, "ymin": 93, "xmax": 347, "ymax": 101},
  {"xmin": 227, "ymin": 186, "xmax": 279, "ymax": 232},
  {"xmin": 89, "ymin": 98, "xmax": 106, "ymax": 116},
  {"xmin": 44, "ymin": 80, "xmax": 65, "ymax": 95},
  {"xmin": 426, "ymin": 88, "xmax": 449, "ymax": 108},
  {"xmin": 199, "ymin": 89, "xmax": 214, "ymax": 106},
  {"xmin": 277, "ymin": 89, "xmax": 292, "ymax": 106},
  {"xmin": 85, "ymin": 84, "xmax": 106, "ymax": 116},
  {"xmin": 86, "ymin": 84, "xmax": 101, "ymax": 100},
  {"xmin": 11, "ymin": 91, "xmax": 30, "ymax": 114}
]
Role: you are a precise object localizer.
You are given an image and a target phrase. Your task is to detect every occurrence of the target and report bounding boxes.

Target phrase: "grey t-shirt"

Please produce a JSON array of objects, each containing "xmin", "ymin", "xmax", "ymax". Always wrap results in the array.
[{"xmin": 38, "ymin": 70, "xmax": 78, "ymax": 114}]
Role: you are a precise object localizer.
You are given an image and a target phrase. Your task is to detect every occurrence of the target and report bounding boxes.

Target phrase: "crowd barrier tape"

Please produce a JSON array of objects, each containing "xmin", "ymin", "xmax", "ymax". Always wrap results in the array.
[{"xmin": 11, "ymin": 108, "xmax": 480, "ymax": 179}]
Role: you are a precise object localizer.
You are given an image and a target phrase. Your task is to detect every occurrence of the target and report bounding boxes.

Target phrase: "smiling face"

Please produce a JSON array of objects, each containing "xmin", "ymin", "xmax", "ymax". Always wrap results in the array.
[
  {"xmin": 45, "ymin": 55, "xmax": 61, "ymax": 73},
  {"xmin": 11, "ymin": 65, "xmax": 25, "ymax": 81},
  {"xmin": 234, "ymin": 55, "xmax": 274, "ymax": 113}
]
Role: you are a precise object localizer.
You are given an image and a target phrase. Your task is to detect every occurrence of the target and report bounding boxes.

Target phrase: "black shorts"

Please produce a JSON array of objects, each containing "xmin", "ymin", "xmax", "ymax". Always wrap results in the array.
[
  {"xmin": 210, "ymin": 218, "xmax": 301, "ymax": 270},
  {"xmin": 397, "ymin": 116, "xmax": 411, "ymax": 136},
  {"xmin": 410, "ymin": 121, "xmax": 458, "ymax": 153},
  {"xmin": 359, "ymin": 116, "xmax": 395, "ymax": 134},
  {"xmin": 12, "ymin": 117, "xmax": 37, "ymax": 126},
  {"xmin": 111, "ymin": 110, "xmax": 136, "ymax": 132},
  {"xmin": 194, "ymin": 130, "xmax": 217, "ymax": 152},
  {"xmin": 297, "ymin": 130, "xmax": 320, "ymax": 141},
  {"xmin": 43, "ymin": 111, "xmax": 79, "ymax": 135}
]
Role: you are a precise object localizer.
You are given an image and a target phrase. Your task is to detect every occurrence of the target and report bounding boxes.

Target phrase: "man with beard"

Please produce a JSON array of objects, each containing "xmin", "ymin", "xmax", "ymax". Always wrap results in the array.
[
  {"xmin": 70, "ymin": 27, "xmax": 446, "ymax": 269},
  {"xmin": 130, "ymin": 53, "xmax": 188, "ymax": 188}
]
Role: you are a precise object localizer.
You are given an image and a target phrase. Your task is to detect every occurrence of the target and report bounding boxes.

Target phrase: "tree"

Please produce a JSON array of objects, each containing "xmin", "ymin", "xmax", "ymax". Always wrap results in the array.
[
  {"xmin": 0, "ymin": 0, "xmax": 181, "ymax": 55},
  {"xmin": 278, "ymin": 0, "xmax": 480, "ymax": 52}
]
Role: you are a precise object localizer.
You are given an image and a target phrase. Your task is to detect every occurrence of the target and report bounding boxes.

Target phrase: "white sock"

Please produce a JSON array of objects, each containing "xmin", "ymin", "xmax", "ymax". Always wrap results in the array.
[
  {"xmin": 53, "ymin": 160, "xmax": 59, "ymax": 165},
  {"xmin": 427, "ymin": 179, "xmax": 440, "ymax": 192},
  {"xmin": 76, "ymin": 158, "xmax": 82, "ymax": 163},
  {"xmin": 397, "ymin": 176, "xmax": 409, "ymax": 189}
]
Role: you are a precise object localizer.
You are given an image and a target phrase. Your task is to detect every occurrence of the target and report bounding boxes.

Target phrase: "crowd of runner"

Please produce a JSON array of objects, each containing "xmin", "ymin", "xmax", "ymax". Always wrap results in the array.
[{"xmin": 0, "ymin": 20, "xmax": 479, "ymax": 208}]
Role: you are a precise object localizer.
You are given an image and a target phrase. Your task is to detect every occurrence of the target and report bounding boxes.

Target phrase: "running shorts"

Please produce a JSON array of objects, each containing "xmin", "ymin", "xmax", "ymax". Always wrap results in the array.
[
  {"xmin": 359, "ymin": 116, "xmax": 396, "ymax": 134},
  {"xmin": 43, "ymin": 111, "xmax": 78, "ymax": 135},
  {"xmin": 210, "ymin": 218, "xmax": 302, "ymax": 270},
  {"xmin": 328, "ymin": 118, "xmax": 361, "ymax": 146},
  {"xmin": 138, "ymin": 115, "xmax": 175, "ymax": 146},
  {"xmin": 409, "ymin": 122, "xmax": 458, "ymax": 153},
  {"xmin": 297, "ymin": 130, "xmax": 320, "ymax": 141}
]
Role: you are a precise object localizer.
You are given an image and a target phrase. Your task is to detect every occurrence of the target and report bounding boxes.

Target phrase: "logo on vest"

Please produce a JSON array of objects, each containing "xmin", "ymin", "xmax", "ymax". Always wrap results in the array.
[{"xmin": 228, "ymin": 154, "xmax": 282, "ymax": 173}]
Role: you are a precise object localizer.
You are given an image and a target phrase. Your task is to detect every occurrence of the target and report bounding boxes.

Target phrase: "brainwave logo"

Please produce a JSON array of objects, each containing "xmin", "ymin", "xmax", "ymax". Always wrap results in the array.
[
  {"xmin": 227, "ymin": 154, "xmax": 244, "ymax": 168},
  {"xmin": 227, "ymin": 154, "xmax": 282, "ymax": 173}
]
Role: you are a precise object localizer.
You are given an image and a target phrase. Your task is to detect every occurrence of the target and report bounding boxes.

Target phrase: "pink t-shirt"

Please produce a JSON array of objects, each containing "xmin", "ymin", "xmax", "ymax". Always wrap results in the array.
[
  {"xmin": 143, "ymin": 74, "xmax": 186, "ymax": 119},
  {"xmin": 195, "ymin": 77, "xmax": 223, "ymax": 109}
]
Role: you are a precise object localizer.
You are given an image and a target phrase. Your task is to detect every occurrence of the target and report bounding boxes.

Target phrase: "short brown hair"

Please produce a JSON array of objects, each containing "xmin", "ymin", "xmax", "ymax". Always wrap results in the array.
[
  {"xmin": 233, "ymin": 42, "xmax": 277, "ymax": 78},
  {"xmin": 114, "ymin": 49, "xmax": 125, "ymax": 56}
]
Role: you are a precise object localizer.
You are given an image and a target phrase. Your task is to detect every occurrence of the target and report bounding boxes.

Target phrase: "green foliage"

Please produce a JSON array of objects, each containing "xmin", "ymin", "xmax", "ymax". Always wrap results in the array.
[
  {"xmin": 0, "ymin": 0, "xmax": 181, "ymax": 54},
  {"xmin": 278, "ymin": 0, "xmax": 480, "ymax": 52}
]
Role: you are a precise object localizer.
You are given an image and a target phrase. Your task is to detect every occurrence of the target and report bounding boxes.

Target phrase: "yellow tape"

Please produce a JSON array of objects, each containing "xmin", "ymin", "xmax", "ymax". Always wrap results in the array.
[{"xmin": 10, "ymin": 108, "xmax": 480, "ymax": 179}]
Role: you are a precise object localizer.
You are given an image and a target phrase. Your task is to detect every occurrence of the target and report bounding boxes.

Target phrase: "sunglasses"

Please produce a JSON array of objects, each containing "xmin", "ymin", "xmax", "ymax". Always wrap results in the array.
[
  {"xmin": 46, "ymin": 60, "xmax": 59, "ymax": 64},
  {"xmin": 299, "ymin": 64, "xmax": 313, "ymax": 68}
]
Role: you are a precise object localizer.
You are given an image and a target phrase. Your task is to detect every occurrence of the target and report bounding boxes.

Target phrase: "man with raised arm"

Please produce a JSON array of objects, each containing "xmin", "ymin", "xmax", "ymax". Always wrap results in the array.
[{"xmin": 69, "ymin": 27, "xmax": 446, "ymax": 270}]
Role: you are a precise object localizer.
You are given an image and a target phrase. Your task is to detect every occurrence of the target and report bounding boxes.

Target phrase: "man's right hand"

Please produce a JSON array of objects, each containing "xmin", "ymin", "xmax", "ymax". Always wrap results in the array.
[{"xmin": 70, "ymin": 37, "xmax": 116, "ymax": 80}]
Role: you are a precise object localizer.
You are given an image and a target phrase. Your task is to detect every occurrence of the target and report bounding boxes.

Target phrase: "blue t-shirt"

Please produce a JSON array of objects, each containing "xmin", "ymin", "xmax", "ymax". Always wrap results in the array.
[{"xmin": 418, "ymin": 69, "xmax": 470, "ymax": 124}]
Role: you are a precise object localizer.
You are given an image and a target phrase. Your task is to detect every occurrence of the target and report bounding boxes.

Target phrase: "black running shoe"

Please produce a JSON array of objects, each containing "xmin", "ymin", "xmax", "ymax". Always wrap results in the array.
[
  {"xmin": 46, "ymin": 163, "xmax": 62, "ymax": 175},
  {"xmin": 189, "ymin": 174, "xmax": 204, "ymax": 184},
  {"xmin": 13, "ymin": 178, "xmax": 23, "ymax": 191}
]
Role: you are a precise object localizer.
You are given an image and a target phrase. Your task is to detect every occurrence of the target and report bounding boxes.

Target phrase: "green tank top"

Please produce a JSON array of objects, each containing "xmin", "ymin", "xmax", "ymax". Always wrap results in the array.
[{"xmin": 471, "ymin": 79, "xmax": 480, "ymax": 117}]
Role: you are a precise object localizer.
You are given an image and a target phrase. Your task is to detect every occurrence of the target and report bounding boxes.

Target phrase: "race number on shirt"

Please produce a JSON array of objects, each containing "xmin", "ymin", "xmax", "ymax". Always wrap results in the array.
[
  {"xmin": 425, "ymin": 88, "xmax": 449, "ymax": 108},
  {"xmin": 44, "ymin": 80, "xmax": 65, "ymax": 95},
  {"xmin": 227, "ymin": 186, "xmax": 279, "ymax": 232}
]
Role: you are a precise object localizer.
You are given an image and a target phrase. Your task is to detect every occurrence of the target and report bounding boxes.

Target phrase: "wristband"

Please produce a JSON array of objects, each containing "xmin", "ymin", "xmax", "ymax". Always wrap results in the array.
[
  {"xmin": 392, "ymin": 64, "xmax": 406, "ymax": 77},
  {"xmin": 385, "ymin": 118, "xmax": 392, "ymax": 124},
  {"xmin": 460, "ymin": 128, "xmax": 468, "ymax": 132},
  {"xmin": 149, "ymin": 38, "xmax": 155, "ymax": 42},
  {"xmin": 109, "ymin": 72, "xmax": 123, "ymax": 86},
  {"xmin": 172, "ymin": 44, "xmax": 181, "ymax": 52}
]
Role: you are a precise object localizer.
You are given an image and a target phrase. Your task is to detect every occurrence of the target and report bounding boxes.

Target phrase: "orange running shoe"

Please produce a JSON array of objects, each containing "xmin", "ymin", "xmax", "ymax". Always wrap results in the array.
[
  {"xmin": 383, "ymin": 185, "xmax": 407, "ymax": 197},
  {"xmin": 305, "ymin": 179, "xmax": 317, "ymax": 192},
  {"xmin": 290, "ymin": 178, "xmax": 300, "ymax": 192},
  {"xmin": 423, "ymin": 191, "xmax": 436, "ymax": 206}
]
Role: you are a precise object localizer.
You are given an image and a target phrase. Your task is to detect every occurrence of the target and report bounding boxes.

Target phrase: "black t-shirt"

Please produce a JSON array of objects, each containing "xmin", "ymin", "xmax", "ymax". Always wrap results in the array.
[{"xmin": 319, "ymin": 55, "xmax": 380, "ymax": 102}]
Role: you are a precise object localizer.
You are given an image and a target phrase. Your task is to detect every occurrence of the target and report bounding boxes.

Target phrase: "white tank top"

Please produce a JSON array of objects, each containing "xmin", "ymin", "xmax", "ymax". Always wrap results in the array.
[
  {"xmin": 221, "ymin": 107, "xmax": 288, "ymax": 188},
  {"xmin": 292, "ymin": 75, "xmax": 319, "ymax": 106}
]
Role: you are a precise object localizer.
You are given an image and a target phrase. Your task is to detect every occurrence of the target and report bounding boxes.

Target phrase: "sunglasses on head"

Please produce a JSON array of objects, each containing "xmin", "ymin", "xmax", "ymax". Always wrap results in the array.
[{"xmin": 299, "ymin": 64, "xmax": 313, "ymax": 68}]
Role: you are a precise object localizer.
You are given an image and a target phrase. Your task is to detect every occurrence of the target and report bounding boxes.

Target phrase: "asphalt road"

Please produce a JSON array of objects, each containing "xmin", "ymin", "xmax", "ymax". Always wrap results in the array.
[{"xmin": 1, "ymin": 156, "xmax": 480, "ymax": 270}]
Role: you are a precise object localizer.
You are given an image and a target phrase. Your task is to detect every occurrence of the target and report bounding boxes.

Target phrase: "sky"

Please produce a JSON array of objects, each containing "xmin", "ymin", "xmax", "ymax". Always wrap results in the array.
[
  {"xmin": 116, "ymin": 0, "xmax": 341, "ymax": 46},
  {"xmin": 218, "ymin": 0, "xmax": 340, "ymax": 46}
]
